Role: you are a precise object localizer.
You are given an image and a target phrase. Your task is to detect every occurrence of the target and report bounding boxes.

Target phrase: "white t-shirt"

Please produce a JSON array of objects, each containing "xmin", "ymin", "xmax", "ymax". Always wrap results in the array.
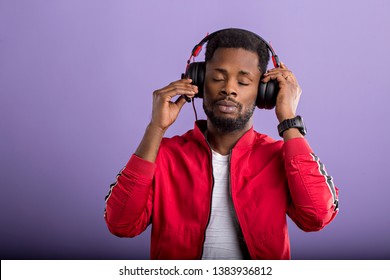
[{"xmin": 201, "ymin": 149, "xmax": 249, "ymax": 260}]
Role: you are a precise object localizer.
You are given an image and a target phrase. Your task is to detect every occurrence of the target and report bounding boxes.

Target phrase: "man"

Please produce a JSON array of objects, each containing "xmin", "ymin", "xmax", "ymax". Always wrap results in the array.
[{"xmin": 104, "ymin": 28, "xmax": 339, "ymax": 260}]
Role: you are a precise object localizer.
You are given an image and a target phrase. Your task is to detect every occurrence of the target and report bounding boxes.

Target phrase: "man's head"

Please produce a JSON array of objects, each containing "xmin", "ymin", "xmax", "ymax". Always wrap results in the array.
[
  {"xmin": 202, "ymin": 29, "xmax": 270, "ymax": 133},
  {"xmin": 205, "ymin": 29, "xmax": 270, "ymax": 75}
]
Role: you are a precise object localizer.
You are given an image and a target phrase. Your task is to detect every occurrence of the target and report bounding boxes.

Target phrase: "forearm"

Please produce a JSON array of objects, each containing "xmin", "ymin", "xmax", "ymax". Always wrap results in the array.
[
  {"xmin": 105, "ymin": 155, "xmax": 155, "ymax": 237},
  {"xmin": 135, "ymin": 122, "xmax": 166, "ymax": 163},
  {"xmin": 284, "ymin": 138, "xmax": 339, "ymax": 231},
  {"xmin": 282, "ymin": 127, "xmax": 304, "ymax": 141}
]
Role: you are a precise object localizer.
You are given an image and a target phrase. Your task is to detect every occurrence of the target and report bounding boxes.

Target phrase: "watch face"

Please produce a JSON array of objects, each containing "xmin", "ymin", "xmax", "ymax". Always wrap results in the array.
[
  {"xmin": 300, "ymin": 125, "xmax": 307, "ymax": 136},
  {"xmin": 297, "ymin": 116, "xmax": 307, "ymax": 135}
]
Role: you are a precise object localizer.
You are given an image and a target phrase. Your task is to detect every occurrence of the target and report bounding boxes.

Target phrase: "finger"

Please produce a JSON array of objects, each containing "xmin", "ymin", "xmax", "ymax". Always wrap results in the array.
[
  {"xmin": 264, "ymin": 67, "xmax": 291, "ymax": 75},
  {"xmin": 262, "ymin": 72, "xmax": 289, "ymax": 83},
  {"xmin": 265, "ymin": 62, "xmax": 290, "ymax": 75},
  {"xmin": 171, "ymin": 78, "xmax": 194, "ymax": 84},
  {"xmin": 163, "ymin": 87, "xmax": 197, "ymax": 98},
  {"xmin": 156, "ymin": 85, "xmax": 197, "ymax": 99},
  {"xmin": 159, "ymin": 84, "xmax": 197, "ymax": 94},
  {"xmin": 174, "ymin": 95, "xmax": 188, "ymax": 110},
  {"xmin": 154, "ymin": 79, "xmax": 194, "ymax": 93},
  {"xmin": 279, "ymin": 62, "xmax": 288, "ymax": 69},
  {"xmin": 263, "ymin": 69, "xmax": 297, "ymax": 82},
  {"xmin": 170, "ymin": 78, "xmax": 194, "ymax": 86},
  {"xmin": 160, "ymin": 81, "xmax": 198, "ymax": 94}
]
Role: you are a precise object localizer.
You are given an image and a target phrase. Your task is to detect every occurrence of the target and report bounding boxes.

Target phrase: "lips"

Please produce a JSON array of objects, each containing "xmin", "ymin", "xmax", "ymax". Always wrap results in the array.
[{"xmin": 215, "ymin": 99, "xmax": 238, "ymax": 114}]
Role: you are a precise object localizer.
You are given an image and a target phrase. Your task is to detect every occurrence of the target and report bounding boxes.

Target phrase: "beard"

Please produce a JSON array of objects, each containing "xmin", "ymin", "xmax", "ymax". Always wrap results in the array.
[{"xmin": 203, "ymin": 98, "xmax": 256, "ymax": 133}]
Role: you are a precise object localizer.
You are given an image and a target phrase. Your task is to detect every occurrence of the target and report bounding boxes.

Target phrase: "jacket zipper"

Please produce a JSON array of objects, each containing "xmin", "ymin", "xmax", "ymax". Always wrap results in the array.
[
  {"xmin": 199, "ymin": 142, "xmax": 215, "ymax": 259},
  {"xmin": 229, "ymin": 151, "xmax": 253, "ymax": 259}
]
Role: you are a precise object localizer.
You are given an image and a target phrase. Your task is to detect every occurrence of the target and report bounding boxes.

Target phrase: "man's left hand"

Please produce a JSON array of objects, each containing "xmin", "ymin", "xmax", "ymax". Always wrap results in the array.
[{"xmin": 261, "ymin": 62, "xmax": 302, "ymax": 122}]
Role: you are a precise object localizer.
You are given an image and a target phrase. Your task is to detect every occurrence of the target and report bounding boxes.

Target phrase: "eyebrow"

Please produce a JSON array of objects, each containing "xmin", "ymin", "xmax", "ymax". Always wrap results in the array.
[{"xmin": 213, "ymin": 68, "xmax": 254, "ymax": 77}]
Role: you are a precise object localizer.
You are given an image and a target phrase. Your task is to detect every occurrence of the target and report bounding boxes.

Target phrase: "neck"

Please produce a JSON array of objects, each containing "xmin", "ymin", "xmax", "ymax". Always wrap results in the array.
[{"xmin": 206, "ymin": 119, "xmax": 252, "ymax": 155}]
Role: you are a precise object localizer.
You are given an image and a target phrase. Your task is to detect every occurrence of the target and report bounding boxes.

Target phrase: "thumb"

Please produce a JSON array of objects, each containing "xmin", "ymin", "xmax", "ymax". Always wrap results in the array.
[{"xmin": 175, "ymin": 95, "xmax": 189, "ymax": 110}]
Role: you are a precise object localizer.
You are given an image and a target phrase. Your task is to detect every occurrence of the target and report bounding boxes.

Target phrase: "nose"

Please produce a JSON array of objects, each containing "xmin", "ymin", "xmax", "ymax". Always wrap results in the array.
[{"xmin": 221, "ymin": 79, "xmax": 237, "ymax": 97}]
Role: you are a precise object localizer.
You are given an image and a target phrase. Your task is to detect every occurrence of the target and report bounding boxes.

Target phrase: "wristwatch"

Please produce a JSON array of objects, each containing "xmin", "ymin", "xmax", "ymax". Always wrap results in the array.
[{"xmin": 277, "ymin": 115, "xmax": 307, "ymax": 137}]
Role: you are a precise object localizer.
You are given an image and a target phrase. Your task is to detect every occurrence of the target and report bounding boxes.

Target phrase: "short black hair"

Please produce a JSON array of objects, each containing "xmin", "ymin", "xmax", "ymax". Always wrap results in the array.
[{"xmin": 204, "ymin": 28, "xmax": 270, "ymax": 75}]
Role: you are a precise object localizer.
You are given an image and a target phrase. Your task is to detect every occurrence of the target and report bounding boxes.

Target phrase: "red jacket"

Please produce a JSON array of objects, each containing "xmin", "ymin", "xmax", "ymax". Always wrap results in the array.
[{"xmin": 104, "ymin": 121, "xmax": 339, "ymax": 259}]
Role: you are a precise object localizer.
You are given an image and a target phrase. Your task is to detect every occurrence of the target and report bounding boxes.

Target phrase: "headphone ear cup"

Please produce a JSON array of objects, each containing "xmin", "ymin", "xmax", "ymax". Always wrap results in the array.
[
  {"xmin": 257, "ymin": 79, "xmax": 267, "ymax": 109},
  {"xmin": 186, "ymin": 62, "xmax": 205, "ymax": 98},
  {"xmin": 257, "ymin": 79, "xmax": 279, "ymax": 109}
]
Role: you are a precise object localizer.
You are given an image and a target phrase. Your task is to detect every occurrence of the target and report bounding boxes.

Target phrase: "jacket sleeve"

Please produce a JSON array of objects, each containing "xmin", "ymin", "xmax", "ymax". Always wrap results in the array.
[
  {"xmin": 104, "ymin": 154, "xmax": 155, "ymax": 237},
  {"xmin": 284, "ymin": 138, "xmax": 339, "ymax": 232}
]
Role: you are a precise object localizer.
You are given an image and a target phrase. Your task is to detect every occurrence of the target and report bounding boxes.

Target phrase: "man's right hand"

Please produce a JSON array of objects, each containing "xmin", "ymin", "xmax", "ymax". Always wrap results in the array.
[
  {"xmin": 135, "ymin": 79, "xmax": 198, "ymax": 162},
  {"xmin": 150, "ymin": 79, "xmax": 198, "ymax": 132}
]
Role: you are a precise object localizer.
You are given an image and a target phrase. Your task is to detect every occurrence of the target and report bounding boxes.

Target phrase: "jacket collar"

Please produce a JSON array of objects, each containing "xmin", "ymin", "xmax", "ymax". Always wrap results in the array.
[{"xmin": 192, "ymin": 120, "xmax": 257, "ymax": 151}]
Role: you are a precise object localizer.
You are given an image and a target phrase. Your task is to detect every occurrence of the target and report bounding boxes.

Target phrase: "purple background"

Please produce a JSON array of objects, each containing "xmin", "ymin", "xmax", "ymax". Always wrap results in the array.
[{"xmin": 1, "ymin": 0, "xmax": 389, "ymax": 260}]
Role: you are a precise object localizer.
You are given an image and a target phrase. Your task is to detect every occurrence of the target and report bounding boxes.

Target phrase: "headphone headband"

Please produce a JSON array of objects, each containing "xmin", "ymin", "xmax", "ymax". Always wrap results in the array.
[
  {"xmin": 190, "ymin": 28, "xmax": 280, "ymax": 68},
  {"xmin": 184, "ymin": 28, "xmax": 281, "ymax": 111}
]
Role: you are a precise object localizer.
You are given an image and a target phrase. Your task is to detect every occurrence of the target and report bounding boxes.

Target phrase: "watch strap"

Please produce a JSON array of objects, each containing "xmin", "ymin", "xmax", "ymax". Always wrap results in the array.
[{"xmin": 277, "ymin": 115, "xmax": 306, "ymax": 137}]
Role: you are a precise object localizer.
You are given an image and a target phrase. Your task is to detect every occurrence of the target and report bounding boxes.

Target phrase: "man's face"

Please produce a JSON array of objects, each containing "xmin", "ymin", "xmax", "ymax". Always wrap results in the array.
[{"xmin": 203, "ymin": 47, "xmax": 261, "ymax": 133}]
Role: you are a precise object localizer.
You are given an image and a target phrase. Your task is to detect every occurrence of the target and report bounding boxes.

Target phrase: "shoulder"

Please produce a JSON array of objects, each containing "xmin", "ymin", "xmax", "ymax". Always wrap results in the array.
[
  {"xmin": 159, "ymin": 127, "xmax": 207, "ymax": 155},
  {"xmin": 161, "ymin": 128, "xmax": 196, "ymax": 147},
  {"xmin": 252, "ymin": 130, "xmax": 284, "ymax": 150}
]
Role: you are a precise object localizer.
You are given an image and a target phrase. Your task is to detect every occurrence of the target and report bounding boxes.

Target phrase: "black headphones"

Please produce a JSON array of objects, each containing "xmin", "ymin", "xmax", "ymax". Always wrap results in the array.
[{"xmin": 183, "ymin": 28, "xmax": 281, "ymax": 109}]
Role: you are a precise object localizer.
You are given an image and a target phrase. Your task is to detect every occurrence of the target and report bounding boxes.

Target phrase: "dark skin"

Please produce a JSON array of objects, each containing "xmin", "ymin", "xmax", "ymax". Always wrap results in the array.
[
  {"xmin": 135, "ymin": 47, "xmax": 303, "ymax": 161},
  {"xmin": 203, "ymin": 48, "xmax": 260, "ymax": 154}
]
